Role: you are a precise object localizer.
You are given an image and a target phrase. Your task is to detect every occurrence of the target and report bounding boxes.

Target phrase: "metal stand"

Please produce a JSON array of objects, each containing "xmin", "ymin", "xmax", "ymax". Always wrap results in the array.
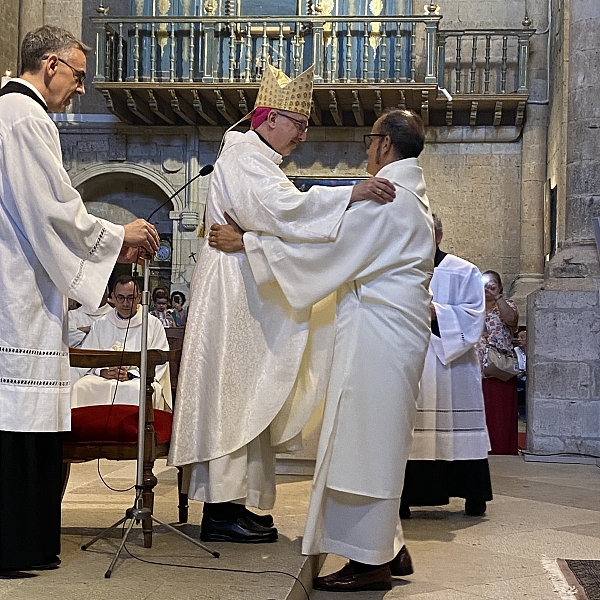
[{"xmin": 80, "ymin": 257, "xmax": 219, "ymax": 578}]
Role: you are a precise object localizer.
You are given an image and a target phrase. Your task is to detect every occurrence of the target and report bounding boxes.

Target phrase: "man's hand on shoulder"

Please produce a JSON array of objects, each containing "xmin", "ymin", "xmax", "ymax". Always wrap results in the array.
[
  {"xmin": 208, "ymin": 213, "xmax": 246, "ymax": 253},
  {"xmin": 349, "ymin": 178, "xmax": 396, "ymax": 206}
]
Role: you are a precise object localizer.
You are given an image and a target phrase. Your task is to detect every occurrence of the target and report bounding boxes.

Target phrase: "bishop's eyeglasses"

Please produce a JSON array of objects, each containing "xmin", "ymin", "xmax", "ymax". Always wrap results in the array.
[
  {"xmin": 276, "ymin": 111, "xmax": 309, "ymax": 133},
  {"xmin": 363, "ymin": 134, "xmax": 387, "ymax": 149}
]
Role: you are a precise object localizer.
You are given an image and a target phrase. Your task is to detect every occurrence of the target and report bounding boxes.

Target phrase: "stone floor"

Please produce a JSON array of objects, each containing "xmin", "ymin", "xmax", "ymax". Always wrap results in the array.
[{"xmin": 0, "ymin": 455, "xmax": 598, "ymax": 599}]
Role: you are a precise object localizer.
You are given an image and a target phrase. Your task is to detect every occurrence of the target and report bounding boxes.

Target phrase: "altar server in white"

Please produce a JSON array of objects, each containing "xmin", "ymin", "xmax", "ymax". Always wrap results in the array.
[
  {"xmin": 213, "ymin": 109, "xmax": 434, "ymax": 591},
  {"xmin": 168, "ymin": 63, "xmax": 394, "ymax": 544},
  {"xmin": 0, "ymin": 26, "xmax": 159, "ymax": 572},
  {"xmin": 68, "ymin": 287, "xmax": 113, "ymax": 347},
  {"xmin": 71, "ymin": 276, "xmax": 171, "ymax": 410},
  {"xmin": 401, "ymin": 215, "xmax": 492, "ymax": 519}
]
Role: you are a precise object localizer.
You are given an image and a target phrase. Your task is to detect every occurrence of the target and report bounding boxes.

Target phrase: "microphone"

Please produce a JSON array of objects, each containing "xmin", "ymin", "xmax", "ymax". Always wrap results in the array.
[{"xmin": 146, "ymin": 164, "xmax": 214, "ymax": 222}]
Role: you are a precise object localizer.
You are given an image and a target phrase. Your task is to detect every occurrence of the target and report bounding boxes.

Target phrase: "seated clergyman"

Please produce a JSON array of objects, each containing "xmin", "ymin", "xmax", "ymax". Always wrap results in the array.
[{"xmin": 70, "ymin": 275, "xmax": 171, "ymax": 410}]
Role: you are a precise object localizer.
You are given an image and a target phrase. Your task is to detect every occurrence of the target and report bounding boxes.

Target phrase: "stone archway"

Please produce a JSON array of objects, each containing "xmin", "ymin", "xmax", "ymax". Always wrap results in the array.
[{"xmin": 75, "ymin": 171, "xmax": 175, "ymax": 291}]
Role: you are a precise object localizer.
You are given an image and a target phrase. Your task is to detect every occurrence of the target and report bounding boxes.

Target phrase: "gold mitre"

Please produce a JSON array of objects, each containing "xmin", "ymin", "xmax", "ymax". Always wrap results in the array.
[{"xmin": 254, "ymin": 64, "xmax": 315, "ymax": 118}]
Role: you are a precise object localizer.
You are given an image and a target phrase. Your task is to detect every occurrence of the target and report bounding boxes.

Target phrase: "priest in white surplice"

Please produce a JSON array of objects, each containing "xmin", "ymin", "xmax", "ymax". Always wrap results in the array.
[
  {"xmin": 0, "ymin": 26, "xmax": 159, "ymax": 572},
  {"xmin": 211, "ymin": 109, "xmax": 434, "ymax": 592},
  {"xmin": 70, "ymin": 275, "xmax": 171, "ymax": 410},
  {"xmin": 401, "ymin": 215, "xmax": 492, "ymax": 519},
  {"xmin": 168, "ymin": 64, "xmax": 395, "ymax": 544}
]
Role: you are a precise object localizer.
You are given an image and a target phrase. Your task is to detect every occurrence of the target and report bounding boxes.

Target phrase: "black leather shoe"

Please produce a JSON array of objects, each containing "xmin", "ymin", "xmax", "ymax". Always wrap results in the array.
[
  {"xmin": 243, "ymin": 507, "xmax": 274, "ymax": 528},
  {"xmin": 389, "ymin": 545, "xmax": 413, "ymax": 576},
  {"xmin": 465, "ymin": 500, "xmax": 486, "ymax": 516},
  {"xmin": 400, "ymin": 504, "xmax": 412, "ymax": 519},
  {"xmin": 200, "ymin": 514, "xmax": 278, "ymax": 543},
  {"xmin": 313, "ymin": 562, "xmax": 392, "ymax": 592}
]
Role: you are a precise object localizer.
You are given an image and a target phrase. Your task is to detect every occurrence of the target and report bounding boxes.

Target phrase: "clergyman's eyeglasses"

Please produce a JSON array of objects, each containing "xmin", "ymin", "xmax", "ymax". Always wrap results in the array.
[
  {"xmin": 41, "ymin": 55, "xmax": 86, "ymax": 86},
  {"xmin": 363, "ymin": 134, "xmax": 387, "ymax": 149},
  {"xmin": 115, "ymin": 295, "xmax": 136, "ymax": 303},
  {"xmin": 276, "ymin": 111, "xmax": 309, "ymax": 133}
]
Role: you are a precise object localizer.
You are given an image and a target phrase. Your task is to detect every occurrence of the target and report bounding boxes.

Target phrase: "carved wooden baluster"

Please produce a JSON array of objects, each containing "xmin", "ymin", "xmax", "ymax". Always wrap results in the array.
[
  {"xmin": 151, "ymin": 21, "xmax": 156, "ymax": 82},
  {"xmin": 229, "ymin": 21, "xmax": 236, "ymax": 82},
  {"xmin": 484, "ymin": 34, "xmax": 491, "ymax": 93},
  {"xmin": 345, "ymin": 20, "xmax": 352, "ymax": 81},
  {"xmin": 470, "ymin": 35, "xmax": 477, "ymax": 93},
  {"xmin": 331, "ymin": 21, "xmax": 338, "ymax": 82},
  {"xmin": 244, "ymin": 25, "xmax": 252, "ymax": 82},
  {"xmin": 501, "ymin": 34, "xmax": 508, "ymax": 93},
  {"xmin": 362, "ymin": 20, "xmax": 369, "ymax": 82},
  {"xmin": 261, "ymin": 22, "xmax": 268, "ymax": 76},
  {"xmin": 394, "ymin": 21, "xmax": 402, "ymax": 82},
  {"xmin": 278, "ymin": 22, "xmax": 284, "ymax": 71},
  {"xmin": 117, "ymin": 23, "xmax": 124, "ymax": 82},
  {"xmin": 189, "ymin": 22, "xmax": 195, "ymax": 81},
  {"xmin": 455, "ymin": 34, "xmax": 462, "ymax": 93},
  {"xmin": 133, "ymin": 23, "xmax": 140, "ymax": 82},
  {"xmin": 169, "ymin": 22, "xmax": 175, "ymax": 82},
  {"xmin": 410, "ymin": 22, "xmax": 416, "ymax": 82},
  {"xmin": 379, "ymin": 25, "xmax": 387, "ymax": 83}
]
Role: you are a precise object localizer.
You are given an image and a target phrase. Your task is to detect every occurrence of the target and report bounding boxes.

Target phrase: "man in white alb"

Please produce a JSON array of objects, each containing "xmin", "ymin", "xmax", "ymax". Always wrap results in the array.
[
  {"xmin": 211, "ymin": 109, "xmax": 434, "ymax": 591},
  {"xmin": 168, "ymin": 63, "xmax": 395, "ymax": 544},
  {"xmin": 401, "ymin": 214, "xmax": 492, "ymax": 519},
  {"xmin": 0, "ymin": 26, "xmax": 159, "ymax": 572}
]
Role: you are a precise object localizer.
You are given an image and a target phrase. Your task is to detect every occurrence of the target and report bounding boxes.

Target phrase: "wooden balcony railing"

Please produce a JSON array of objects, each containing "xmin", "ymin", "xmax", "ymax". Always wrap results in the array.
[{"xmin": 90, "ymin": 13, "xmax": 534, "ymax": 127}]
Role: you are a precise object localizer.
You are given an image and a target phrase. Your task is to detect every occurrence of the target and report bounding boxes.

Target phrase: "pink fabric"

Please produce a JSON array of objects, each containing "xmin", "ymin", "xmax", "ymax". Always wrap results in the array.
[{"xmin": 251, "ymin": 106, "xmax": 272, "ymax": 129}]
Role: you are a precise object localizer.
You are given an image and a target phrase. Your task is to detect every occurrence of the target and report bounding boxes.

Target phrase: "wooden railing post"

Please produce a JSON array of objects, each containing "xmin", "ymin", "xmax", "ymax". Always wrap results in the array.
[
  {"xmin": 94, "ymin": 22, "xmax": 107, "ymax": 82},
  {"xmin": 517, "ymin": 31, "xmax": 531, "ymax": 93},
  {"xmin": 424, "ymin": 17, "xmax": 438, "ymax": 84},
  {"xmin": 312, "ymin": 19, "xmax": 324, "ymax": 83}
]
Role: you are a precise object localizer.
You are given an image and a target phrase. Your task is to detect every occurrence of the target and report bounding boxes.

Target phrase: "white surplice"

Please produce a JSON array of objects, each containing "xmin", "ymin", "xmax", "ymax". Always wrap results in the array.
[
  {"xmin": 245, "ymin": 158, "xmax": 435, "ymax": 563},
  {"xmin": 70, "ymin": 306, "xmax": 171, "ymax": 410},
  {"xmin": 68, "ymin": 303, "xmax": 113, "ymax": 348},
  {"xmin": 0, "ymin": 79, "xmax": 123, "ymax": 433},
  {"xmin": 409, "ymin": 254, "xmax": 490, "ymax": 461},
  {"xmin": 168, "ymin": 130, "xmax": 352, "ymax": 507}
]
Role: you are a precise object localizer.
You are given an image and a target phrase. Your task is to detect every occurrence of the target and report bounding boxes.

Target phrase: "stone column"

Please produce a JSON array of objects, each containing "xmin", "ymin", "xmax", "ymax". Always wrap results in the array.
[
  {"xmin": 527, "ymin": 0, "xmax": 600, "ymax": 458},
  {"xmin": 511, "ymin": 0, "xmax": 549, "ymax": 320}
]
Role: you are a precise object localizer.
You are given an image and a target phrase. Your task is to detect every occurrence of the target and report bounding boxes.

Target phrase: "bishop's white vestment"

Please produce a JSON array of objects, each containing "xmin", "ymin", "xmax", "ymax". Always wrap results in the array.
[
  {"xmin": 70, "ymin": 306, "xmax": 171, "ymax": 410},
  {"xmin": 244, "ymin": 158, "xmax": 435, "ymax": 564},
  {"xmin": 168, "ymin": 130, "xmax": 352, "ymax": 508},
  {"xmin": 409, "ymin": 253, "xmax": 490, "ymax": 461},
  {"xmin": 68, "ymin": 302, "xmax": 113, "ymax": 348}
]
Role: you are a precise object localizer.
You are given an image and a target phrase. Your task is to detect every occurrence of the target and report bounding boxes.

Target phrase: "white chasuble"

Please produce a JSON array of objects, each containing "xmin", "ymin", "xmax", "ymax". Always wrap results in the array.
[
  {"xmin": 0, "ymin": 79, "xmax": 123, "ymax": 433},
  {"xmin": 409, "ymin": 254, "xmax": 491, "ymax": 461},
  {"xmin": 168, "ymin": 130, "xmax": 352, "ymax": 467},
  {"xmin": 245, "ymin": 158, "xmax": 435, "ymax": 502},
  {"xmin": 70, "ymin": 307, "xmax": 171, "ymax": 410}
]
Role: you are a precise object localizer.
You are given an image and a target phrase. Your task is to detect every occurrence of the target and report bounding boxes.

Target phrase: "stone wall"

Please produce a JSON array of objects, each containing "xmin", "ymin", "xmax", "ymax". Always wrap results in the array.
[{"xmin": 0, "ymin": 0, "xmax": 19, "ymax": 75}]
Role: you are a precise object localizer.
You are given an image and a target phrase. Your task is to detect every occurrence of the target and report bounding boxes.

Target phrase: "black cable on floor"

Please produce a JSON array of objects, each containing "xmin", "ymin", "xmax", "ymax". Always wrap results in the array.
[{"xmin": 119, "ymin": 520, "xmax": 310, "ymax": 600}]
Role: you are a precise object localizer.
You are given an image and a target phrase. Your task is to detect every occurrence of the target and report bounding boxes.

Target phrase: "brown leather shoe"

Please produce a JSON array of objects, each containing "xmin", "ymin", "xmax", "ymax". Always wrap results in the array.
[
  {"xmin": 313, "ymin": 562, "xmax": 392, "ymax": 592},
  {"xmin": 389, "ymin": 545, "xmax": 414, "ymax": 576}
]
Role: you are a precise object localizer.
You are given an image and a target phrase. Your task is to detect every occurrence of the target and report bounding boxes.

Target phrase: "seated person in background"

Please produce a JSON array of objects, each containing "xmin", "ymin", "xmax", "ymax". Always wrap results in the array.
[
  {"xmin": 70, "ymin": 275, "xmax": 171, "ymax": 410},
  {"xmin": 150, "ymin": 288, "xmax": 176, "ymax": 328},
  {"xmin": 68, "ymin": 286, "xmax": 112, "ymax": 347},
  {"xmin": 170, "ymin": 290, "xmax": 187, "ymax": 327}
]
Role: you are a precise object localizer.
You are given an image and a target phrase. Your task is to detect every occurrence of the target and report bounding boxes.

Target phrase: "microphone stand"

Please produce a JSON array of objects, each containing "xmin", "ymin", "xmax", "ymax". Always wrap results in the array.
[{"xmin": 80, "ymin": 257, "xmax": 219, "ymax": 577}]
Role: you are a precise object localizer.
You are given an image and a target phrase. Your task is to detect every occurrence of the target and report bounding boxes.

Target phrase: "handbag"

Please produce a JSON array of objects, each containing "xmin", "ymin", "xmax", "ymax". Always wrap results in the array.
[{"xmin": 483, "ymin": 345, "xmax": 519, "ymax": 381}]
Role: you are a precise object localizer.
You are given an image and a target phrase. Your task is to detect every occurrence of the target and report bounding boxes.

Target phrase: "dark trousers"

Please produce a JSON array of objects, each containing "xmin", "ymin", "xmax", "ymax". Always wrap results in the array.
[{"xmin": 0, "ymin": 431, "xmax": 63, "ymax": 570}]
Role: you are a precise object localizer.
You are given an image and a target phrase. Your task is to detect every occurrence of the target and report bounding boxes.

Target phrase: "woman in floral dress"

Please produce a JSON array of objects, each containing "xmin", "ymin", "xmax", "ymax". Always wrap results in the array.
[{"xmin": 477, "ymin": 270, "xmax": 519, "ymax": 454}]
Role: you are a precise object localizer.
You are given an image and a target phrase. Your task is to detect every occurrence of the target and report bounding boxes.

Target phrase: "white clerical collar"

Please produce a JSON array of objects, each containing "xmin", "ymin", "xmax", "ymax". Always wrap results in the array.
[{"xmin": 109, "ymin": 305, "xmax": 143, "ymax": 329}]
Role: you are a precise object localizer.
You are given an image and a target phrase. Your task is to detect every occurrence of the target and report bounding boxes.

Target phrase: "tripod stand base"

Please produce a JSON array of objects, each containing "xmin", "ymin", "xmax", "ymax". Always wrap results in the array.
[{"xmin": 81, "ymin": 507, "xmax": 219, "ymax": 578}]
